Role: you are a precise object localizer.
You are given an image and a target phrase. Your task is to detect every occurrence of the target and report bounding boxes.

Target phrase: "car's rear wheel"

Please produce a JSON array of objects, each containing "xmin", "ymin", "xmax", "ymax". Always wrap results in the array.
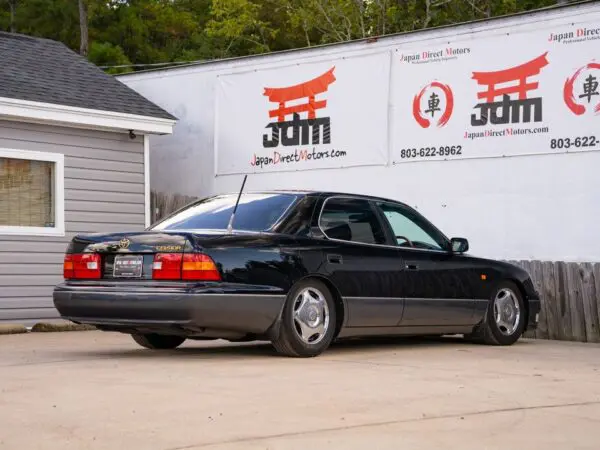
[
  {"xmin": 131, "ymin": 333, "xmax": 186, "ymax": 350},
  {"xmin": 467, "ymin": 281, "xmax": 526, "ymax": 345},
  {"xmin": 272, "ymin": 279, "xmax": 337, "ymax": 357}
]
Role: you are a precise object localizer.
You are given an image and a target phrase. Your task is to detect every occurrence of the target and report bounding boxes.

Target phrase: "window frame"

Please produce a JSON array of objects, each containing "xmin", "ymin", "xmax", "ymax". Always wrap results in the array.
[
  {"xmin": 0, "ymin": 147, "xmax": 65, "ymax": 237},
  {"xmin": 317, "ymin": 195, "xmax": 452, "ymax": 254}
]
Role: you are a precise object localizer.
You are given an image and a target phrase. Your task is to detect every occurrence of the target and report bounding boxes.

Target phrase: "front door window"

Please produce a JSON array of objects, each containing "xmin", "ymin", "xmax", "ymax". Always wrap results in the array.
[{"xmin": 377, "ymin": 202, "xmax": 447, "ymax": 251}]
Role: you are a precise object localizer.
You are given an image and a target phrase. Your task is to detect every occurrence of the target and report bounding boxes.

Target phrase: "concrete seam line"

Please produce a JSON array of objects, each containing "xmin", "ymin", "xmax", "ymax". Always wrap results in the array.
[{"xmin": 165, "ymin": 400, "xmax": 600, "ymax": 450}]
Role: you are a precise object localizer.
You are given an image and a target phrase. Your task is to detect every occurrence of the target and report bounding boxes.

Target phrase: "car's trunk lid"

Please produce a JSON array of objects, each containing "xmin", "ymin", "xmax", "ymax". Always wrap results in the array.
[
  {"xmin": 70, "ymin": 231, "xmax": 193, "ymax": 254},
  {"xmin": 67, "ymin": 231, "xmax": 226, "ymax": 281}
]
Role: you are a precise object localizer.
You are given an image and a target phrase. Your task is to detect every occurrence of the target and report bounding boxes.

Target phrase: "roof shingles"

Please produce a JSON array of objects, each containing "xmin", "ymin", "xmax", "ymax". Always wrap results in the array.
[{"xmin": 0, "ymin": 32, "xmax": 175, "ymax": 120}]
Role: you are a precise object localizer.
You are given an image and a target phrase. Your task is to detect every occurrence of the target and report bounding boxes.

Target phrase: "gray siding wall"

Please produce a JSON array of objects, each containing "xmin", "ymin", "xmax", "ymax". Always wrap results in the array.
[{"xmin": 0, "ymin": 120, "xmax": 145, "ymax": 324}]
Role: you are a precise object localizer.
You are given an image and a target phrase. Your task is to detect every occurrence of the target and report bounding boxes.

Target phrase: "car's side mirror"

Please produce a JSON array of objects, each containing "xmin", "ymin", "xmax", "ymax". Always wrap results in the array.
[{"xmin": 451, "ymin": 237, "xmax": 469, "ymax": 253}]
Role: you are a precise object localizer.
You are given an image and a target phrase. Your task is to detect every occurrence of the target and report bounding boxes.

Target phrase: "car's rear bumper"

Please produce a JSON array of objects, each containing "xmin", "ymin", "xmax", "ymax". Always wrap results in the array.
[{"xmin": 53, "ymin": 283, "xmax": 286, "ymax": 337}]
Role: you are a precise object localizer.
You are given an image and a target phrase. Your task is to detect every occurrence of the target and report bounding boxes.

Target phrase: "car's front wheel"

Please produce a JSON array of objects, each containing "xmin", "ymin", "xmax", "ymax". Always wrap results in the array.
[
  {"xmin": 467, "ymin": 281, "xmax": 526, "ymax": 345},
  {"xmin": 131, "ymin": 333, "xmax": 186, "ymax": 350},
  {"xmin": 272, "ymin": 279, "xmax": 337, "ymax": 357}
]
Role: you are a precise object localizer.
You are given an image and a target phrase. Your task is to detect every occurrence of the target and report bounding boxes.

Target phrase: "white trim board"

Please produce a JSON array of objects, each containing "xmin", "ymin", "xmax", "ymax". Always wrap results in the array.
[
  {"xmin": 144, "ymin": 134, "xmax": 151, "ymax": 228},
  {"xmin": 0, "ymin": 96, "xmax": 176, "ymax": 135},
  {"xmin": 0, "ymin": 147, "xmax": 65, "ymax": 237}
]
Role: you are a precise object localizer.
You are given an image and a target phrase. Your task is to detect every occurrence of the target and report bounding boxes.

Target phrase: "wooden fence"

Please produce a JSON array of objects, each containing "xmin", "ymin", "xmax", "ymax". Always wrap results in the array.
[
  {"xmin": 150, "ymin": 190, "xmax": 198, "ymax": 224},
  {"xmin": 511, "ymin": 260, "xmax": 600, "ymax": 343},
  {"xmin": 148, "ymin": 192, "xmax": 600, "ymax": 343}
]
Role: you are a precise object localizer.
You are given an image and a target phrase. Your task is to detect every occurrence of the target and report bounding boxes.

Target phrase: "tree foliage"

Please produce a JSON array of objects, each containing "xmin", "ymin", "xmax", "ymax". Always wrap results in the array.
[{"xmin": 0, "ymin": 0, "xmax": 573, "ymax": 71}]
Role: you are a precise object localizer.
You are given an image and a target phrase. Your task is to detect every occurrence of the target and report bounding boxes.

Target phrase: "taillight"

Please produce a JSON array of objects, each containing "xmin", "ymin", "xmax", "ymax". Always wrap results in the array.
[
  {"xmin": 182, "ymin": 254, "xmax": 220, "ymax": 281},
  {"xmin": 152, "ymin": 253, "xmax": 183, "ymax": 280},
  {"xmin": 64, "ymin": 253, "xmax": 101, "ymax": 279},
  {"xmin": 63, "ymin": 254, "xmax": 74, "ymax": 279},
  {"xmin": 152, "ymin": 253, "xmax": 220, "ymax": 281}
]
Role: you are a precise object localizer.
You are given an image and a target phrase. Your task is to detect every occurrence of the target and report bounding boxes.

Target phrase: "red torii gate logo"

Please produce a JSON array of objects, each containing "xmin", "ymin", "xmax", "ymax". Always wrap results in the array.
[
  {"xmin": 262, "ymin": 67, "xmax": 336, "ymax": 148},
  {"xmin": 471, "ymin": 53, "xmax": 549, "ymax": 127}
]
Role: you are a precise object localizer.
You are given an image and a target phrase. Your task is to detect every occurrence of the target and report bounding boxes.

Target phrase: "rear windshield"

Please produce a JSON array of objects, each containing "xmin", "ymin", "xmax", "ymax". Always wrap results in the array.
[{"xmin": 151, "ymin": 193, "xmax": 300, "ymax": 232}]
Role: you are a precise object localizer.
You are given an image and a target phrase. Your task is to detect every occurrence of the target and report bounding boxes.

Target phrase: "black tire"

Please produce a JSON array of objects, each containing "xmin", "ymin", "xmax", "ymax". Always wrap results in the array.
[
  {"xmin": 272, "ymin": 279, "xmax": 337, "ymax": 357},
  {"xmin": 131, "ymin": 333, "xmax": 186, "ymax": 350},
  {"xmin": 467, "ymin": 280, "xmax": 526, "ymax": 346}
]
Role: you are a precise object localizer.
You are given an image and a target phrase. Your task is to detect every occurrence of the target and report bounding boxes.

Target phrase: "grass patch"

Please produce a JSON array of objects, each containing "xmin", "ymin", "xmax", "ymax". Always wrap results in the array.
[
  {"xmin": 0, "ymin": 324, "xmax": 28, "ymax": 335},
  {"xmin": 30, "ymin": 322, "xmax": 96, "ymax": 333}
]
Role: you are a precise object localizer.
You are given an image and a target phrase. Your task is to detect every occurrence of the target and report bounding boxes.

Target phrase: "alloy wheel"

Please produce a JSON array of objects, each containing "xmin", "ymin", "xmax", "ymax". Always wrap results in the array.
[
  {"xmin": 493, "ymin": 288, "xmax": 521, "ymax": 336},
  {"xmin": 292, "ymin": 287, "xmax": 330, "ymax": 345}
]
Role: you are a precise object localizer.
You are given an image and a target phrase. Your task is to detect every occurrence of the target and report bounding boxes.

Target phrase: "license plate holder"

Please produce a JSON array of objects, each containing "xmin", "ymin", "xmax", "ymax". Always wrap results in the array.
[{"xmin": 113, "ymin": 254, "xmax": 144, "ymax": 278}]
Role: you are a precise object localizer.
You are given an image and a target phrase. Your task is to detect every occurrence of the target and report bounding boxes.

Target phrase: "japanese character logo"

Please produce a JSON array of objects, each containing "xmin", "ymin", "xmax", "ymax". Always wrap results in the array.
[
  {"xmin": 563, "ymin": 62, "xmax": 600, "ymax": 116},
  {"xmin": 412, "ymin": 82, "xmax": 454, "ymax": 128},
  {"xmin": 470, "ymin": 53, "xmax": 549, "ymax": 127},
  {"xmin": 262, "ymin": 67, "xmax": 336, "ymax": 148}
]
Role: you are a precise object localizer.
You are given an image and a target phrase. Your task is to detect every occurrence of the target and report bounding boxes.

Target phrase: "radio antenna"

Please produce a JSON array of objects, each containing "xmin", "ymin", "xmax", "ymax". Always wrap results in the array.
[{"xmin": 227, "ymin": 174, "xmax": 247, "ymax": 234}]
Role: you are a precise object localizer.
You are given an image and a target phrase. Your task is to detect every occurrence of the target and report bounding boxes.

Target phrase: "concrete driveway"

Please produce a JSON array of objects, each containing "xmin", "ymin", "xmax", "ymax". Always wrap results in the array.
[{"xmin": 1, "ymin": 331, "xmax": 599, "ymax": 449}]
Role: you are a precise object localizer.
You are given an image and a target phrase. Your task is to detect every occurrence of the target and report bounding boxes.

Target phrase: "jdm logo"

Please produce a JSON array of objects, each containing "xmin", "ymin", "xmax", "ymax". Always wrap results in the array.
[
  {"xmin": 563, "ymin": 62, "xmax": 600, "ymax": 116},
  {"xmin": 470, "ymin": 53, "xmax": 549, "ymax": 127},
  {"xmin": 412, "ymin": 81, "xmax": 454, "ymax": 128},
  {"xmin": 262, "ymin": 67, "xmax": 336, "ymax": 148}
]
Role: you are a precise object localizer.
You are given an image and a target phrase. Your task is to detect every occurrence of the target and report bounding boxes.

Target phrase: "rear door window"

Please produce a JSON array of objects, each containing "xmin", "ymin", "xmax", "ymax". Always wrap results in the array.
[{"xmin": 319, "ymin": 197, "xmax": 386, "ymax": 245}]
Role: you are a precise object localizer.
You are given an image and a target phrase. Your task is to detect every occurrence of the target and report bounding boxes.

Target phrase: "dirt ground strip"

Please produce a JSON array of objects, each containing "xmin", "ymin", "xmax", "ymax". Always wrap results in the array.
[{"xmin": 1, "ymin": 331, "xmax": 599, "ymax": 450}]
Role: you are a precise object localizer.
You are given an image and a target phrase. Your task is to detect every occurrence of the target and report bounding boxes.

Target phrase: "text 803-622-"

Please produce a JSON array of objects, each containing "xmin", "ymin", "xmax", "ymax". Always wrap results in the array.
[{"xmin": 550, "ymin": 136, "xmax": 598, "ymax": 150}]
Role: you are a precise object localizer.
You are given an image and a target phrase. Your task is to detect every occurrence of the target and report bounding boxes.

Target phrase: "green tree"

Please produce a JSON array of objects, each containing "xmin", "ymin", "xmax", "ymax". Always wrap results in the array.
[
  {"xmin": 283, "ymin": 0, "xmax": 367, "ymax": 44},
  {"xmin": 206, "ymin": 0, "xmax": 275, "ymax": 57},
  {"xmin": 7, "ymin": 0, "xmax": 80, "ymax": 48},
  {"xmin": 88, "ymin": 41, "xmax": 132, "ymax": 74},
  {"xmin": 0, "ymin": 0, "xmax": 578, "ymax": 71}
]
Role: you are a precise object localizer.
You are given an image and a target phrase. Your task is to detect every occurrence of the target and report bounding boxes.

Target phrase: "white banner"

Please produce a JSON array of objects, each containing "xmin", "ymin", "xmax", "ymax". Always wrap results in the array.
[
  {"xmin": 215, "ymin": 52, "xmax": 391, "ymax": 175},
  {"xmin": 391, "ymin": 19, "xmax": 600, "ymax": 164}
]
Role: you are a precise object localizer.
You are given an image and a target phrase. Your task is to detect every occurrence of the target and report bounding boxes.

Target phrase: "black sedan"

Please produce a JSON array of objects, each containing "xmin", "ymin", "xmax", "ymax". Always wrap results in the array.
[{"xmin": 53, "ymin": 190, "xmax": 540, "ymax": 357}]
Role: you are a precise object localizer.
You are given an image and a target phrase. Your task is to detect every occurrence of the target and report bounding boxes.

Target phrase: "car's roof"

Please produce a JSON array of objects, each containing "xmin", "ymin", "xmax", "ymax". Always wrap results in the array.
[{"xmin": 216, "ymin": 189, "xmax": 409, "ymax": 206}]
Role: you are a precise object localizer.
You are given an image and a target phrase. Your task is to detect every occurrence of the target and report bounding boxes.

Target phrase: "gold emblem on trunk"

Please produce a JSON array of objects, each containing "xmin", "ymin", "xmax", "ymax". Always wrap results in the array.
[
  {"xmin": 155, "ymin": 245, "xmax": 183, "ymax": 252},
  {"xmin": 119, "ymin": 238, "xmax": 131, "ymax": 249}
]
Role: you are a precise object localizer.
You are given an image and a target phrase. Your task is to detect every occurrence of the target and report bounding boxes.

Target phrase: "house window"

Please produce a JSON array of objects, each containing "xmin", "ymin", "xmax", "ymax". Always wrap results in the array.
[{"xmin": 0, "ymin": 149, "xmax": 64, "ymax": 236}]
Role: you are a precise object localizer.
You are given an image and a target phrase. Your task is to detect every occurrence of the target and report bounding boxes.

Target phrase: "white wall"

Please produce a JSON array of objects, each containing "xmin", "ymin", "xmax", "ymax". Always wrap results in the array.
[{"xmin": 120, "ymin": 2, "xmax": 600, "ymax": 263}]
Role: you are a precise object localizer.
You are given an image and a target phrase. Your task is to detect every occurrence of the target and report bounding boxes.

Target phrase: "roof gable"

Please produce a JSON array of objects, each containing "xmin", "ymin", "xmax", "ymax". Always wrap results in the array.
[{"xmin": 0, "ymin": 32, "xmax": 175, "ymax": 121}]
